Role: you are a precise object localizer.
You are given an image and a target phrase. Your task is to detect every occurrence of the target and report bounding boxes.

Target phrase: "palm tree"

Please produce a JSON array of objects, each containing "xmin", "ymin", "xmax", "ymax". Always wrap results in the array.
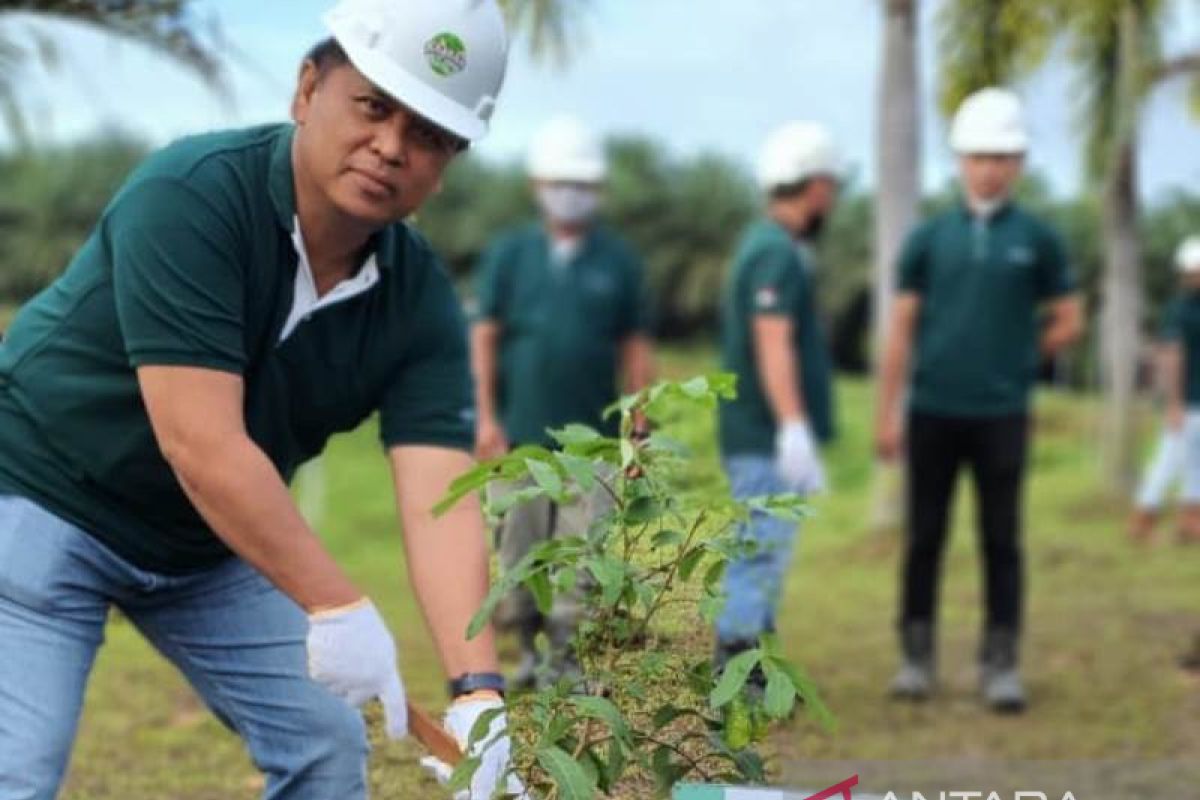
[
  {"xmin": 935, "ymin": 0, "xmax": 1200, "ymax": 494},
  {"xmin": 871, "ymin": 0, "xmax": 922, "ymax": 533},
  {"xmin": 0, "ymin": 1, "xmax": 224, "ymax": 145}
]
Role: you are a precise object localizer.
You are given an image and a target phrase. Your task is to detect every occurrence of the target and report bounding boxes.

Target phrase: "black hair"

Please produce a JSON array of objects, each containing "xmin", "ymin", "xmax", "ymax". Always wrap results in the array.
[
  {"xmin": 769, "ymin": 178, "xmax": 814, "ymax": 201},
  {"xmin": 304, "ymin": 37, "xmax": 350, "ymax": 77}
]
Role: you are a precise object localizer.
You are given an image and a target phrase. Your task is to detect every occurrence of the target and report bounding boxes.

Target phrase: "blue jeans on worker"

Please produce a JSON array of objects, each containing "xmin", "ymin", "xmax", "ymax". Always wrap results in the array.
[
  {"xmin": 0, "ymin": 495, "xmax": 369, "ymax": 800},
  {"xmin": 716, "ymin": 456, "xmax": 802, "ymax": 644}
]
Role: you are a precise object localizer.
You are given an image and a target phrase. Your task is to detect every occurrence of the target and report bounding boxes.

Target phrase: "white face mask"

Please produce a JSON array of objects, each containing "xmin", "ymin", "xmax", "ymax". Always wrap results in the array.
[{"xmin": 536, "ymin": 185, "xmax": 601, "ymax": 225}]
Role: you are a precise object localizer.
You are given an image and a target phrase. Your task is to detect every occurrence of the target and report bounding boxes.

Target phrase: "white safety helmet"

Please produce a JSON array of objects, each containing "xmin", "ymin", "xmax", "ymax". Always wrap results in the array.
[
  {"xmin": 526, "ymin": 115, "xmax": 608, "ymax": 183},
  {"xmin": 950, "ymin": 87, "xmax": 1029, "ymax": 155},
  {"xmin": 756, "ymin": 121, "xmax": 842, "ymax": 193},
  {"xmin": 1176, "ymin": 236, "xmax": 1200, "ymax": 274},
  {"xmin": 323, "ymin": 0, "xmax": 509, "ymax": 142}
]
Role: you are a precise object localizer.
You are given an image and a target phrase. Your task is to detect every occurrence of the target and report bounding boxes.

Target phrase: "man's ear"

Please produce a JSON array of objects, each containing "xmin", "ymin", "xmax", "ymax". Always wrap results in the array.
[{"xmin": 292, "ymin": 61, "xmax": 320, "ymax": 124}]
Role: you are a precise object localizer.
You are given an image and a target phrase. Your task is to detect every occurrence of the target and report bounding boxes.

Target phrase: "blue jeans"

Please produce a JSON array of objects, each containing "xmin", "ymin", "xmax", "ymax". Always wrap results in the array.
[
  {"xmin": 716, "ymin": 456, "xmax": 802, "ymax": 643},
  {"xmin": 0, "ymin": 495, "xmax": 368, "ymax": 800}
]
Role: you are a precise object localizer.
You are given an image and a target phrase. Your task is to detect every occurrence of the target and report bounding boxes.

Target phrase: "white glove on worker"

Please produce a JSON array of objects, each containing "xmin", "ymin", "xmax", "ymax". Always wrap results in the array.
[
  {"xmin": 775, "ymin": 420, "xmax": 826, "ymax": 494},
  {"xmin": 306, "ymin": 598, "xmax": 408, "ymax": 739},
  {"xmin": 420, "ymin": 697, "xmax": 528, "ymax": 799}
]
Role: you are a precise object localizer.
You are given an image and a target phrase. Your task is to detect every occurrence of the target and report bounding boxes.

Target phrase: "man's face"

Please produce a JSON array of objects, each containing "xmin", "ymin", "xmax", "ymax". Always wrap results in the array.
[
  {"xmin": 532, "ymin": 179, "xmax": 603, "ymax": 226},
  {"xmin": 959, "ymin": 154, "xmax": 1024, "ymax": 202},
  {"xmin": 291, "ymin": 60, "xmax": 465, "ymax": 227},
  {"xmin": 805, "ymin": 176, "xmax": 840, "ymax": 219}
]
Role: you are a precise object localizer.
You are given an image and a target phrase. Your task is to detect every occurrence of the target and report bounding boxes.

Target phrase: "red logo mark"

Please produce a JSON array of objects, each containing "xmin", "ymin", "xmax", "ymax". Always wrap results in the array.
[{"xmin": 804, "ymin": 775, "xmax": 859, "ymax": 800}]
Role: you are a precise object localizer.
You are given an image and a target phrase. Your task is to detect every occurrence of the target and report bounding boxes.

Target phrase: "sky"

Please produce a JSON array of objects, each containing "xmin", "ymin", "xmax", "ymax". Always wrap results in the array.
[{"xmin": 3, "ymin": 0, "xmax": 1198, "ymax": 202}]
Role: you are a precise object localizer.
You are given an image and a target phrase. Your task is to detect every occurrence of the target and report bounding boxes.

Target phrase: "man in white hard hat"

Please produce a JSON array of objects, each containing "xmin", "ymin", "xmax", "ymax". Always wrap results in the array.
[
  {"xmin": 716, "ymin": 121, "xmax": 841, "ymax": 681},
  {"xmin": 470, "ymin": 115, "xmax": 656, "ymax": 687},
  {"xmin": 0, "ymin": 2, "xmax": 527, "ymax": 798},
  {"xmin": 876, "ymin": 87, "xmax": 1083, "ymax": 712},
  {"xmin": 1130, "ymin": 236, "xmax": 1200, "ymax": 545}
]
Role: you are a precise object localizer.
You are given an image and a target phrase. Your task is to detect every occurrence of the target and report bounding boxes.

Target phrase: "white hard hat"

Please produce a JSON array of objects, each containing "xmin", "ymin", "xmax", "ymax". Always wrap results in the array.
[
  {"xmin": 323, "ymin": 0, "xmax": 509, "ymax": 142},
  {"xmin": 526, "ymin": 115, "xmax": 607, "ymax": 183},
  {"xmin": 950, "ymin": 87, "xmax": 1029, "ymax": 155},
  {"xmin": 1177, "ymin": 236, "xmax": 1200, "ymax": 274},
  {"xmin": 756, "ymin": 121, "xmax": 842, "ymax": 192}
]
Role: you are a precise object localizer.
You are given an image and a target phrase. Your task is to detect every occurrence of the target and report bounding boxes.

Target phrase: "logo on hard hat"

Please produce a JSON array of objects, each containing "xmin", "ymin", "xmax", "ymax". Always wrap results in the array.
[{"xmin": 424, "ymin": 32, "xmax": 467, "ymax": 77}]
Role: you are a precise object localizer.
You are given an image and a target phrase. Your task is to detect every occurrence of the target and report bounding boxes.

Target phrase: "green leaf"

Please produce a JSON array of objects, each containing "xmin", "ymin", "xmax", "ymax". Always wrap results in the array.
[
  {"xmin": 526, "ymin": 569, "xmax": 554, "ymax": 616},
  {"xmin": 763, "ymin": 666, "xmax": 797, "ymax": 719},
  {"xmin": 710, "ymin": 649, "xmax": 761, "ymax": 709},
  {"xmin": 772, "ymin": 657, "xmax": 836, "ymax": 732},
  {"xmin": 678, "ymin": 547, "xmax": 707, "ymax": 582},
  {"xmin": 584, "ymin": 556, "xmax": 626, "ymax": 606},
  {"xmin": 488, "ymin": 485, "xmax": 548, "ymax": 517},
  {"xmin": 624, "ymin": 495, "xmax": 661, "ymax": 525},
  {"xmin": 535, "ymin": 745, "xmax": 597, "ymax": 800},
  {"xmin": 549, "ymin": 423, "xmax": 602, "ymax": 446},
  {"xmin": 601, "ymin": 737, "xmax": 627, "ymax": 792},
  {"xmin": 526, "ymin": 457, "xmax": 564, "ymax": 497},
  {"xmin": 433, "ymin": 461, "xmax": 498, "ymax": 516},
  {"xmin": 703, "ymin": 559, "xmax": 726, "ymax": 591},
  {"xmin": 466, "ymin": 706, "xmax": 506, "ymax": 748},
  {"xmin": 619, "ymin": 438, "xmax": 637, "ymax": 468},
  {"xmin": 446, "ymin": 755, "xmax": 481, "ymax": 792},
  {"xmin": 650, "ymin": 529, "xmax": 684, "ymax": 549},
  {"xmin": 569, "ymin": 695, "xmax": 633, "ymax": 745},
  {"xmin": 555, "ymin": 452, "xmax": 598, "ymax": 492}
]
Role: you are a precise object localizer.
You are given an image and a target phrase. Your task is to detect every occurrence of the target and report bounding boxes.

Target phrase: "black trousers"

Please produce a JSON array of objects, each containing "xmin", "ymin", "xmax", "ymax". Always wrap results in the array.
[{"xmin": 901, "ymin": 411, "xmax": 1030, "ymax": 632}]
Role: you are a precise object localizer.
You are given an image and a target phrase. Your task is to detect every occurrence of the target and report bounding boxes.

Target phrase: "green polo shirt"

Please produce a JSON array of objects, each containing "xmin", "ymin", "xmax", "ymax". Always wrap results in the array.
[
  {"xmin": 1161, "ymin": 291, "xmax": 1200, "ymax": 406},
  {"xmin": 0, "ymin": 123, "xmax": 474, "ymax": 574},
  {"xmin": 899, "ymin": 201, "xmax": 1074, "ymax": 418},
  {"xmin": 473, "ymin": 223, "xmax": 651, "ymax": 447},
  {"xmin": 718, "ymin": 219, "xmax": 835, "ymax": 458}
]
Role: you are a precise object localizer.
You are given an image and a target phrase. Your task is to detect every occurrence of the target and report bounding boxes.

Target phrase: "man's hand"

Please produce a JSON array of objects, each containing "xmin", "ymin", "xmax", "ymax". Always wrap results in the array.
[
  {"xmin": 876, "ymin": 409, "xmax": 905, "ymax": 462},
  {"xmin": 1168, "ymin": 404, "xmax": 1186, "ymax": 432},
  {"xmin": 775, "ymin": 420, "xmax": 825, "ymax": 494},
  {"xmin": 420, "ymin": 695, "xmax": 528, "ymax": 799},
  {"xmin": 307, "ymin": 598, "xmax": 408, "ymax": 739},
  {"xmin": 474, "ymin": 415, "xmax": 509, "ymax": 461}
]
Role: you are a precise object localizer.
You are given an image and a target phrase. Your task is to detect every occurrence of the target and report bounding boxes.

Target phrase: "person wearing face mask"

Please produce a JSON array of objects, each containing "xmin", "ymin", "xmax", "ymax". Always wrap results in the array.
[
  {"xmin": 470, "ymin": 115, "xmax": 655, "ymax": 688},
  {"xmin": 715, "ymin": 121, "xmax": 841, "ymax": 685},
  {"xmin": 876, "ymin": 88, "xmax": 1084, "ymax": 712},
  {"xmin": 1129, "ymin": 236, "xmax": 1200, "ymax": 545}
]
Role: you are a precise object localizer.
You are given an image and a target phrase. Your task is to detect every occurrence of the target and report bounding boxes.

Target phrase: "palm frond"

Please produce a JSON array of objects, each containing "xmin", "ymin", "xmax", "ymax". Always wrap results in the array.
[
  {"xmin": 498, "ymin": 0, "xmax": 590, "ymax": 65},
  {"xmin": 934, "ymin": 0, "xmax": 1062, "ymax": 118}
]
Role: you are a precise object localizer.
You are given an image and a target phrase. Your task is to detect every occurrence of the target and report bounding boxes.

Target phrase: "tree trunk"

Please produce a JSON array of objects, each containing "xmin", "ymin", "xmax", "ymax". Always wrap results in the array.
[
  {"xmin": 1101, "ymin": 140, "xmax": 1142, "ymax": 494},
  {"xmin": 1100, "ymin": 6, "xmax": 1144, "ymax": 495},
  {"xmin": 874, "ymin": 0, "xmax": 920, "ymax": 357},
  {"xmin": 871, "ymin": 0, "xmax": 920, "ymax": 533}
]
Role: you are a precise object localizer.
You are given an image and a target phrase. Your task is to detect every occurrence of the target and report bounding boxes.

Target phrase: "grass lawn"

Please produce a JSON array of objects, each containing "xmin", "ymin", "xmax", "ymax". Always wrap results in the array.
[{"xmin": 57, "ymin": 347, "xmax": 1200, "ymax": 798}]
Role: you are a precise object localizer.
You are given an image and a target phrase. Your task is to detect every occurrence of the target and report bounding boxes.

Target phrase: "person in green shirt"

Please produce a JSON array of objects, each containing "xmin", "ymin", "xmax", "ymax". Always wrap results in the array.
[
  {"xmin": 876, "ymin": 88, "xmax": 1083, "ymax": 713},
  {"xmin": 716, "ymin": 121, "xmax": 841, "ymax": 679},
  {"xmin": 0, "ymin": 2, "xmax": 527, "ymax": 798},
  {"xmin": 1130, "ymin": 236, "xmax": 1200, "ymax": 545},
  {"xmin": 470, "ymin": 115, "xmax": 656, "ymax": 688}
]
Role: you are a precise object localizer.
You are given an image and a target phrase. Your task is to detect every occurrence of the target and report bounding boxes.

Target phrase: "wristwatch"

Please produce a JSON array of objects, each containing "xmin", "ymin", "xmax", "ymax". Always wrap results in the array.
[{"xmin": 448, "ymin": 671, "xmax": 507, "ymax": 699}]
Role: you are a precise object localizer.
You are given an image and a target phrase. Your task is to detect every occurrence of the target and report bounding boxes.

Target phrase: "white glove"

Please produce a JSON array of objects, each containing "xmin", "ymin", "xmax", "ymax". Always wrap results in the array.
[
  {"xmin": 775, "ymin": 420, "xmax": 826, "ymax": 494},
  {"xmin": 306, "ymin": 598, "xmax": 408, "ymax": 739},
  {"xmin": 420, "ymin": 697, "xmax": 528, "ymax": 799}
]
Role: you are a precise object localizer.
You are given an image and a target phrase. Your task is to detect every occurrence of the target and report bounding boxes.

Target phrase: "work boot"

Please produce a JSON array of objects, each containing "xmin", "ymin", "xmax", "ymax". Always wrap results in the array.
[
  {"xmin": 1180, "ymin": 631, "xmax": 1200, "ymax": 673},
  {"xmin": 980, "ymin": 628, "xmax": 1026, "ymax": 713},
  {"xmin": 1127, "ymin": 508, "xmax": 1159, "ymax": 545},
  {"xmin": 889, "ymin": 622, "xmax": 935, "ymax": 701}
]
